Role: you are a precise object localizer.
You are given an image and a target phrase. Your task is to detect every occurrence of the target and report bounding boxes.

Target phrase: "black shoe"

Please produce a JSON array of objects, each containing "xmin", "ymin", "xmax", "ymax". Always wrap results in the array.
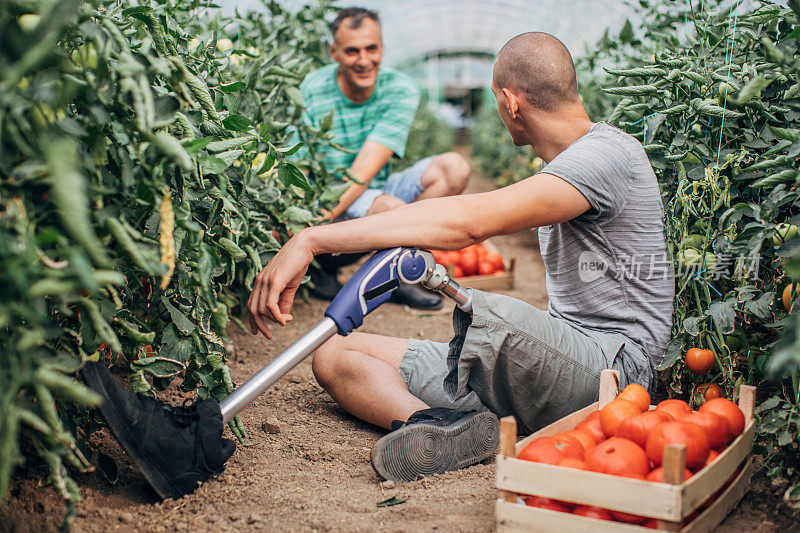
[
  {"xmin": 81, "ymin": 361, "xmax": 236, "ymax": 500},
  {"xmin": 309, "ymin": 266, "xmax": 342, "ymax": 301},
  {"xmin": 371, "ymin": 408, "xmax": 499, "ymax": 482},
  {"xmin": 390, "ymin": 283, "xmax": 443, "ymax": 310}
]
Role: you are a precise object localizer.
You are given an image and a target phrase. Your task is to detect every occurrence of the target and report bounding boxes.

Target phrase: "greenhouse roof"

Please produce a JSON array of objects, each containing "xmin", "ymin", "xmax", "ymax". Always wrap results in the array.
[{"xmin": 222, "ymin": 0, "xmax": 634, "ymax": 66}]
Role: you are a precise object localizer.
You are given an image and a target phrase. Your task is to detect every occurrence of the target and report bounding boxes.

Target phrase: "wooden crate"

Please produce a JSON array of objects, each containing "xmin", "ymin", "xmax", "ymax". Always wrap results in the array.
[
  {"xmin": 495, "ymin": 370, "xmax": 756, "ymax": 532},
  {"xmin": 445, "ymin": 240, "xmax": 515, "ymax": 291}
]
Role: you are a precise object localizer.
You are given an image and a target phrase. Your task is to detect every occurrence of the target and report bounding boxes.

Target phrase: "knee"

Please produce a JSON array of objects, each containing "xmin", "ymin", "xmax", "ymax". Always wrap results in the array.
[
  {"xmin": 429, "ymin": 152, "xmax": 470, "ymax": 194},
  {"xmin": 312, "ymin": 338, "xmax": 341, "ymax": 389},
  {"xmin": 367, "ymin": 194, "xmax": 406, "ymax": 215}
]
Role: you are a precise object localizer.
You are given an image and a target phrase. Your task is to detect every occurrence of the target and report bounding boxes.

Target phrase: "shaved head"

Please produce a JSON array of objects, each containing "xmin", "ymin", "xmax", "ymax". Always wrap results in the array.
[{"xmin": 494, "ymin": 32, "xmax": 579, "ymax": 111}]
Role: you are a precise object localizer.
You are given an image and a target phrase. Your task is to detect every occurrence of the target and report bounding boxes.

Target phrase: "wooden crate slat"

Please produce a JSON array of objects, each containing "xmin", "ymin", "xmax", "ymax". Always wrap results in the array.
[
  {"xmin": 495, "ymin": 460, "xmax": 751, "ymax": 533},
  {"xmin": 681, "ymin": 458, "xmax": 753, "ymax": 533},
  {"xmin": 496, "ymin": 456, "xmax": 683, "ymax": 521},
  {"xmin": 495, "ymin": 498, "xmax": 658, "ymax": 533},
  {"xmin": 679, "ymin": 421, "xmax": 755, "ymax": 517}
]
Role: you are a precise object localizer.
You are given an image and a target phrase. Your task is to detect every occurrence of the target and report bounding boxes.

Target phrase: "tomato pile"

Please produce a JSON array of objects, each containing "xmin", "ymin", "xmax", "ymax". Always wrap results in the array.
[
  {"xmin": 429, "ymin": 244, "xmax": 506, "ymax": 278},
  {"xmin": 518, "ymin": 384, "xmax": 746, "ymax": 525}
]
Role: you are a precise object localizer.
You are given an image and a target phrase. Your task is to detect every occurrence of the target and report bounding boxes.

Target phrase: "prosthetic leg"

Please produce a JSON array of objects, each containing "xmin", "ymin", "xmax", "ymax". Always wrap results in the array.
[
  {"xmin": 220, "ymin": 247, "xmax": 471, "ymax": 423},
  {"xmin": 83, "ymin": 248, "xmax": 473, "ymax": 499}
]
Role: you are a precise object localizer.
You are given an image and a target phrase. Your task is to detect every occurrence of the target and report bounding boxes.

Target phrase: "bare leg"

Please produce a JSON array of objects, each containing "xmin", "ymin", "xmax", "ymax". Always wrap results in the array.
[
  {"xmin": 416, "ymin": 152, "xmax": 470, "ymax": 201},
  {"xmin": 312, "ymin": 332, "xmax": 428, "ymax": 429},
  {"xmin": 364, "ymin": 152, "xmax": 471, "ymax": 217}
]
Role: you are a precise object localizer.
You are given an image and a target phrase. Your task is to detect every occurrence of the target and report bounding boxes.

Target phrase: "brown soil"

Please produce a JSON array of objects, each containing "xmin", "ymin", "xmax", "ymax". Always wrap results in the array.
[{"xmin": 1, "ymin": 174, "xmax": 797, "ymax": 532}]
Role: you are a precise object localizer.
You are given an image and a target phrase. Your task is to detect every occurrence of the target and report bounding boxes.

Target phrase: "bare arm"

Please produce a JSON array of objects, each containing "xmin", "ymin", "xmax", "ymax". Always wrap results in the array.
[
  {"xmin": 325, "ymin": 140, "xmax": 394, "ymax": 219},
  {"xmin": 248, "ymin": 172, "xmax": 591, "ymax": 337}
]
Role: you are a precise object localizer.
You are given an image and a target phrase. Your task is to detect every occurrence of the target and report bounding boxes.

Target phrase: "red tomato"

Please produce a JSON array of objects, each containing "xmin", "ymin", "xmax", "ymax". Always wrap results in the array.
[
  {"xmin": 685, "ymin": 347, "xmax": 715, "ymax": 374},
  {"xmin": 646, "ymin": 422, "xmax": 710, "ymax": 469},
  {"xmin": 615, "ymin": 411, "xmax": 671, "ymax": 448},
  {"xmin": 585, "ymin": 437, "xmax": 650, "ymax": 477},
  {"xmin": 477, "ymin": 260, "xmax": 495, "ymax": 276},
  {"xmin": 680, "ymin": 411, "xmax": 731, "ymax": 450},
  {"xmin": 553, "ymin": 433, "xmax": 584, "ymax": 452},
  {"xmin": 599, "ymin": 399, "xmax": 642, "ymax": 437},
  {"xmin": 642, "ymin": 519, "xmax": 660, "ymax": 528},
  {"xmin": 453, "ymin": 265, "xmax": 464, "ymax": 278},
  {"xmin": 698, "ymin": 383, "xmax": 723, "ymax": 402},
  {"xmin": 556, "ymin": 457, "xmax": 589, "ymax": 470},
  {"xmin": 524, "ymin": 495, "xmax": 571, "ymax": 512},
  {"xmin": 699, "ymin": 398, "xmax": 745, "ymax": 438},
  {"xmin": 654, "ymin": 399, "xmax": 692, "ymax": 421},
  {"xmin": 575, "ymin": 414, "xmax": 605, "ymax": 444},
  {"xmin": 472, "ymin": 244, "xmax": 488, "ymax": 259},
  {"xmin": 561, "ymin": 429, "xmax": 597, "ymax": 451},
  {"xmin": 617, "ymin": 383, "xmax": 651, "ymax": 411},
  {"xmin": 518, "ymin": 436, "xmax": 583, "ymax": 464},
  {"xmin": 439, "ymin": 251, "xmax": 458, "ymax": 266},
  {"xmin": 486, "ymin": 252, "xmax": 505, "ymax": 271},
  {"xmin": 459, "ymin": 248, "xmax": 478, "ymax": 276},
  {"xmin": 646, "ymin": 466, "xmax": 693, "ymax": 482},
  {"xmin": 572, "ymin": 505, "xmax": 613, "ymax": 521},
  {"xmin": 703, "ymin": 449, "xmax": 720, "ymax": 468}
]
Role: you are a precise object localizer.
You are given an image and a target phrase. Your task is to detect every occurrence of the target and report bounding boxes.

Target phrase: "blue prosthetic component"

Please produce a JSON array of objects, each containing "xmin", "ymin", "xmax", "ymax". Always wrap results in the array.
[{"xmin": 325, "ymin": 247, "xmax": 428, "ymax": 335}]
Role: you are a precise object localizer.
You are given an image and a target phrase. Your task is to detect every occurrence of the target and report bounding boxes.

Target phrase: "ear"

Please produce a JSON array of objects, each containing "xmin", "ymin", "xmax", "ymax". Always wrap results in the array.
[
  {"xmin": 502, "ymin": 88, "xmax": 519, "ymax": 119},
  {"xmin": 329, "ymin": 41, "xmax": 336, "ymax": 59}
]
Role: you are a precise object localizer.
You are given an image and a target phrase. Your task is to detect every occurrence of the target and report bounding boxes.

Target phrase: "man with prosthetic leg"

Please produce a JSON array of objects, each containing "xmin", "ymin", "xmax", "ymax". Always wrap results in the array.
[{"xmin": 84, "ymin": 32, "xmax": 673, "ymax": 498}]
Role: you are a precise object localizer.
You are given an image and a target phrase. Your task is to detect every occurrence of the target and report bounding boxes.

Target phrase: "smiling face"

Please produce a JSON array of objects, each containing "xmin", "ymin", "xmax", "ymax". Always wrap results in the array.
[{"xmin": 329, "ymin": 17, "xmax": 383, "ymax": 100}]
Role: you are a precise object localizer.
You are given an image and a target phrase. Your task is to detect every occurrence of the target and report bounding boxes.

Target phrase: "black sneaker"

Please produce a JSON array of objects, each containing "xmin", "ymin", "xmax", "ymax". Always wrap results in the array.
[
  {"xmin": 81, "ymin": 361, "xmax": 236, "ymax": 500},
  {"xmin": 390, "ymin": 283, "xmax": 443, "ymax": 310},
  {"xmin": 309, "ymin": 266, "xmax": 342, "ymax": 301},
  {"xmin": 371, "ymin": 408, "xmax": 499, "ymax": 482}
]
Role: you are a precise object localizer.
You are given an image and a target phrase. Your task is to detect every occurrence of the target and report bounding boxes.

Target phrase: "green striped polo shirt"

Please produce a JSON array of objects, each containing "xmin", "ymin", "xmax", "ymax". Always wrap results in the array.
[{"xmin": 294, "ymin": 63, "xmax": 420, "ymax": 189}]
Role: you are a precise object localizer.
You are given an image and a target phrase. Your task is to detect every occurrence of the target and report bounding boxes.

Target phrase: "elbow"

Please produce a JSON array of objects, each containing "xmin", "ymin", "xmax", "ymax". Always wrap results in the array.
[{"xmin": 462, "ymin": 220, "xmax": 490, "ymax": 246}]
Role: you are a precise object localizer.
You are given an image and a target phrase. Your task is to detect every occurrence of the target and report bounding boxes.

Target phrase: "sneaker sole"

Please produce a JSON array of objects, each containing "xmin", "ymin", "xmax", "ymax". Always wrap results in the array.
[
  {"xmin": 82, "ymin": 363, "xmax": 184, "ymax": 500},
  {"xmin": 370, "ymin": 411, "xmax": 499, "ymax": 482}
]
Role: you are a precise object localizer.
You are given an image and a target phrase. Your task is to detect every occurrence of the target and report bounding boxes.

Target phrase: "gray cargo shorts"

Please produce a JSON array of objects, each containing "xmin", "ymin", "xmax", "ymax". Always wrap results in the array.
[{"xmin": 397, "ymin": 290, "xmax": 652, "ymax": 434}]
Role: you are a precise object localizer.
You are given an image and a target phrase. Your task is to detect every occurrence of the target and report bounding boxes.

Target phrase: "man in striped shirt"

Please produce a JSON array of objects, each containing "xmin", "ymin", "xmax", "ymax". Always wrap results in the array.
[{"xmin": 298, "ymin": 7, "xmax": 471, "ymax": 309}]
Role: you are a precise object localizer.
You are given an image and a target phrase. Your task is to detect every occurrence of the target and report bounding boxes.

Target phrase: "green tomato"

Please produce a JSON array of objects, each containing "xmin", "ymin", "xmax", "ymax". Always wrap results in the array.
[
  {"xmin": 682, "ymin": 234, "xmax": 705, "ymax": 250},
  {"xmin": 717, "ymin": 82, "xmax": 735, "ymax": 100},
  {"xmin": 724, "ymin": 333, "xmax": 743, "ymax": 351},
  {"xmin": 771, "ymin": 223, "xmax": 799, "ymax": 247},
  {"xmin": 18, "ymin": 14, "xmax": 40, "ymax": 32},
  {"xmin": 72, "ymin": 44, "xmax": 98, "ymax": 70},
  {"xmin": 691, "ymin": 123, "xmax": 703, "ymax": 136},
  {"xmin": 677, "ymin": 248, "xmax": 716, "ymax": 271}
]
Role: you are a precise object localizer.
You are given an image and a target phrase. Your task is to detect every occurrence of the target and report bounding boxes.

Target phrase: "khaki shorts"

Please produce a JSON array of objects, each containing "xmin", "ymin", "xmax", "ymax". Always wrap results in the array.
[{"xmin": 397, "ymin": 290, "xmax": 652, "ymax": 435}]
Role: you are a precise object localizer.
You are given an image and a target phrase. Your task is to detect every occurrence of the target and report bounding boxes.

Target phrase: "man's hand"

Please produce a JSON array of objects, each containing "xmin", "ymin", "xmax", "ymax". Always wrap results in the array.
[{"xmin": 247, "ymin": 231, "xmax": 316, "ymax": 339}]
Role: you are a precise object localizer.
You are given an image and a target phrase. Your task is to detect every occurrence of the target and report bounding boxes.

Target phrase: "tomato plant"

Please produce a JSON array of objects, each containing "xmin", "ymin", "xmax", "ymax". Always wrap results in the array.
[{"xmin": 0, "ymin": 0, "xmax": 340, "ymax": 525}]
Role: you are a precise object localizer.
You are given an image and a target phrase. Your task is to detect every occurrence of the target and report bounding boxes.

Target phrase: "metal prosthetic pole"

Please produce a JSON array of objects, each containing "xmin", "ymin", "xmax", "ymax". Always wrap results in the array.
[{"xmin": 219, "ymin": 247, "xmax": 469, "ymax": 423}]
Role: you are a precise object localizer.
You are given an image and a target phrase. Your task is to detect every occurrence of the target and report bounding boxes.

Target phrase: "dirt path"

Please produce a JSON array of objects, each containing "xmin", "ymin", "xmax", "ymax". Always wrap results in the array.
[{"xmin": 1, "ymin": 172, "xmax": 796, "ymax": 532}]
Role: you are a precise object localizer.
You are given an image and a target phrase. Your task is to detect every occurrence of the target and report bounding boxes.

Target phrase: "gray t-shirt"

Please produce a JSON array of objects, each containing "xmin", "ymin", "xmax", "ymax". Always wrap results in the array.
[{"xmin": 538, "ymin": 122, "xmax": 674, "ymax": 367}]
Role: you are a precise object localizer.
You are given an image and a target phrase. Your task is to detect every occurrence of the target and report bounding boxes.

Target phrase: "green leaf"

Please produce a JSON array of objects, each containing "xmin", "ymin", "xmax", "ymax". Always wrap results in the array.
[
  {"xmin": 277, "ymin": 163, "xmax": 312, "ymax": 191},
  {"xmin": 219, "ymin": 82, "xmax": 246, "ymax": 93},
  {"xmin": 656, "ymin": 337, "xmax": 684, "ymax": 370},
  {"xmin": 705, "ymin": 300, "xmax": 737, "ymax": 333},
  {"xmin": 222, "ymin": 114, "xmax": 251, "ymax": 131},
  {"xmin": 377, "ymin": 495, "xmax": 407, "ymax": 508},
  {"xmin": 619, "ymin": 19, "xmax": 634, "ymax": 43},
  {"xmin": 182, "ymin": 137, "xmax": 212, "ymax": 155},
  {"xmin": 122, "ymin": 6, "xmax": 154, "ymax": 17},
  {"xmin": 161, "ymin": 297, "xmax": 196, "ymax": 334},
  {"xmin": 683, "ymin": 315, "xmax": 702, "ymax": 337},
  {"xmin": 777, "ymin": 428, "xmax": 793, "ymax": 446},
  {"xmin": 131, "ymin": 356, "xmax": 186, "ymax": 378},
  {"xmin": 277, "ymin": 141, "xmax": 304, "ymax": 156}
]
